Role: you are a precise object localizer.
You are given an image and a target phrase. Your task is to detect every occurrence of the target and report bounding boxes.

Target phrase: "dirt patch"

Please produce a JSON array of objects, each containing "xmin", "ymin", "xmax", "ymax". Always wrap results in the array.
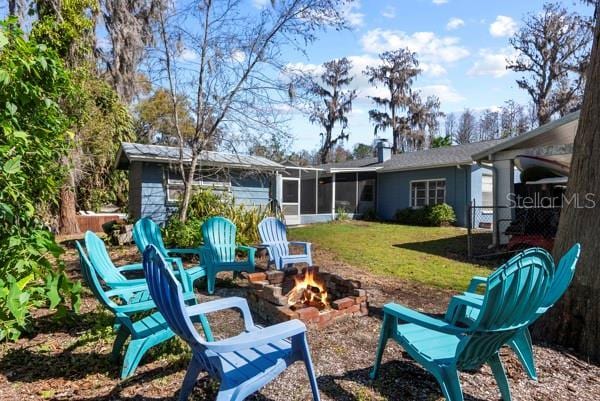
[{"xmin": 1, "ymin": 244, "xmax": 598, "ymax": 400}]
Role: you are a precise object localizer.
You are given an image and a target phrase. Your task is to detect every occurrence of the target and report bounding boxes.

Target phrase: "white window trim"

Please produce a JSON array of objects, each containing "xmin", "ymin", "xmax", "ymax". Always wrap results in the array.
[
  {"xmin": 281, "ymin": 176, "xmax": 300, "ymax": 205},
  {"xmin": 166, "ymin": 169, "xmax": 231, "ymax": 203},
  {"xmin": 409, "ymin": 178, "xmax": 446, "ymax": 208}
]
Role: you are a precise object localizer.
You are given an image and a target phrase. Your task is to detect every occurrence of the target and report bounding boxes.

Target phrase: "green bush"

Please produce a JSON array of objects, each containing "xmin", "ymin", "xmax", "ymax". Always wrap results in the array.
[
  {"xmin": 395, "ymin": 203, "xmax": 456, "ymax": 227},
  {"xmin": 361, "ymin": 208, "xmax": 378, "ymax": 221},
  {"xmin": 334, "ymin": 207, "xmax": 350, "ymax": 222},
  {"xmin": 0, "ymin": 20, "xmax": 81, "ymax": 341},
  {"xmin": 428, "ymin": 203, "xmax": 456, "ymax": 226},
  {"xmin": 164, "ymin": 188, "xmax": 277, "ymax": 246}
]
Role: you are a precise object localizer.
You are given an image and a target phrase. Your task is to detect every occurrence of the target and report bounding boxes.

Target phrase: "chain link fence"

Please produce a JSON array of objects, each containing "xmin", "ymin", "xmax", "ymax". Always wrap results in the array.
[{"xmin": 467, "ymin": 203, "xmax": 561, "ymax": 260}]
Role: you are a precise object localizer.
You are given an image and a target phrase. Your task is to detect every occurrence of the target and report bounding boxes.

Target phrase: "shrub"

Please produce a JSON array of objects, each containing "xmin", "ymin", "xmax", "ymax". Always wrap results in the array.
[
  {"xmin": 164, "ymin": 188, "xmax": 277, "ymax": 246},
  {"xmin": 0, "ymin": 20, "xmax": 81, "ymax": 340},
  {"xmin": 334, "ymin": 207, "xmax": 350, "ymax": 221},
  {"xmin": 428, "ymin": 203, "xmax": 456, "ymax": 226},
  {"xmin": 361, "ymin": 208, "xmax": 378, "ymax": 221},
  {"xmin": 395, "ymin": 203, "xmax": 456, "ymax": 227}
]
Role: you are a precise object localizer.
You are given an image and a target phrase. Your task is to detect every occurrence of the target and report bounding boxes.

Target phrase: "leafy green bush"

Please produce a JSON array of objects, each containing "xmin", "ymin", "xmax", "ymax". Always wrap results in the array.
[
  {"xmin": 0, "ymin": 19, "xmax": 81, "ymax": 340},
  {"xmin": 361, "ymin": 208, "xmax": 378, "ymax": 221},
  {"xmin": 334, "ymin": 207, "xmax": 350, "ymax": 222},
  {"xmin": 164, "ymin": 188, "xmax": 277, "ymax": 246},
  {"xmin": 395, "ymin": 203, "xmax": 456, "ymax": 227},
  {"xmin": 428, "ymin": 203, "xmax": 456, "ymax": 226}
]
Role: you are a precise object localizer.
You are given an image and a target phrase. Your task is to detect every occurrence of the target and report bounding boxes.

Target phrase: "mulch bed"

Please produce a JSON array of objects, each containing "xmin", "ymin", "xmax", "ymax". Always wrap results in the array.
[{"xmin": 1, "ymin": 244, "xmax": 599, "ymax": 400}]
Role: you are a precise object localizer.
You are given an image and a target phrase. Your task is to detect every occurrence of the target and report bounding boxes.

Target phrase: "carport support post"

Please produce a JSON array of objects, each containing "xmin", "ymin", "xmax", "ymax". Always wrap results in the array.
[
  {"xmin": 492, "ymin": 159, "xmax": 514, "ymax": 246},
  {"xmin": 331, "ymin": 173, "xmax": 336, "ymax": 218}
]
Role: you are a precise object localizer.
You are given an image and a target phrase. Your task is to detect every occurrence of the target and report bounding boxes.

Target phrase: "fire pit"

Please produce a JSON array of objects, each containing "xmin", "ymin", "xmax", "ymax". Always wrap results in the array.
[{"xmin": 245, "ymin": 266, "xmax": 368, "ymax": 328}]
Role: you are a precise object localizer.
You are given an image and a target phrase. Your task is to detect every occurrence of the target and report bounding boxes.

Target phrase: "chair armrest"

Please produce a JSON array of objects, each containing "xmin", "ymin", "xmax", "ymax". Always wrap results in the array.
[
  {"xmin": 114, "ymin": 300, "xmax": 156, "ymax": 314},
  {"xmin": 383, "ymin": 303, "xmax": 465, "ymax": 335},
  {"xmin": 444, "ymin": 295, "xmax": 484, "ymax": 324},
  {"xmin": 105, "ymin": 284, "xmax": 148, "ymax": 298},
  {"xmin": 186, "ymin": 297, "xmax": 254, "ymax": 331},
  {"xmin": 117, "ymin": 263, "xmax": 144, "ymax": 272},
  {"xmin": 466, "ymin": 276, "xmax": 488, "ymax": 293},
  {"xmin": 164, "ymin": 256, "xmax": 193, "ymax": 292},
  {"xmin": 236, "ymin": 245, "xmax": 256, "ymax": 254},
  {"xmin": 205, "ymin": 319, "xmax": 306, "ymax": 353},
  {"xmin": 236, "ymin": 246, "xmax": 256, "ymax": 264},
  {"xmin": 167, "ymin": 247, "xmax": 204, "ymax": 256},
  {"xmin": 289, "ymin": 241, "xmax": 311, "ymax": 253},
  {"xmin": 106, "ymin": 278, "xmax": 147, "ymax": 288}
]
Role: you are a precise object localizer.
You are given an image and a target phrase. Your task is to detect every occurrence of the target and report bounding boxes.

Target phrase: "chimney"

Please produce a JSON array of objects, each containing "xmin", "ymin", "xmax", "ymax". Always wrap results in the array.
[{"xmin": 376, "ymin": 139, "xmax": 392, "ymax": 163}]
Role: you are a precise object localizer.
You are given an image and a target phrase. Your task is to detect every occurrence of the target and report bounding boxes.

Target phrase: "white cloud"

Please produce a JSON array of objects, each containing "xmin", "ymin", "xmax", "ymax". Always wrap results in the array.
[
  {"xmin": 178, "ymin": 48, "xmax": 199, "ymax": 62},
  {"xmin": 417, "ymin": 84, "xmax": 465, "ymax": 103},
  {"xmin": 489, "ymin": 15, "xmax": 517, "ymax": 38},
  {"xmin": 468, "ymin": 48, "xmax": 516, "ymax": 78},
  {"xmin": 252, "ymin": 0, "xmax": 270, "ymax": 9},
  {"xmin": 360, "ymin": 29, "xmax": 470, "ymax": 66},
  {"xmin": 342, "ymin": 0, "xmax": 365, "ymax": 27},
  {"xmin": 381, "ymin": 6, "xmax": 395, "ymax": 19},
  {"xmin": 231, "ymin": 50, "xmax": 246, "ymax": 63},
  {"xmin": 432, "ymin": 0, "xmax": 448, "ymax": 4},
  {"xmin": 446, "ymin": 17, "xmax": 465, "ymax": 31}
]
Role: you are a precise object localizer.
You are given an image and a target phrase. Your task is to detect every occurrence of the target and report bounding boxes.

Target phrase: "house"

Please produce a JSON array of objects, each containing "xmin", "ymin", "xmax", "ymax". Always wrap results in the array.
[
  {"xmin": 277, "ymin": 139, "xmax": 507, "ymax": 227},
  {"xmin": 116, "ymin": 139, "xmax": 506, "ymax": 228},
  {"xmin": 115, "ymin": 142, "xmax": 284, "ymax": 224},
  {"xmin": 472, "ymin": 111, "xmax": 578, "ymax": 246}
]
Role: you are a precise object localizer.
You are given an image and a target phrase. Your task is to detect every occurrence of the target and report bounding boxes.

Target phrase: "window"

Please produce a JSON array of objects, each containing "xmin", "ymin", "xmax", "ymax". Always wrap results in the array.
[
  {"xmin": 410, "ymin": 179, "xmax": 446, "ymax": 208},
  {"xmin": 481, "ymin": 175, "xmax": 493, "ymax": 213},
  {"xmin": 166, "ymin": 166, "xmax": 231, "ymax": 202}
]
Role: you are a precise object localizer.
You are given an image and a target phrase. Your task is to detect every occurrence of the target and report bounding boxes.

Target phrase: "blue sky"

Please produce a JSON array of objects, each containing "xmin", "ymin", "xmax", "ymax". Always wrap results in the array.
[{"xmin": 271, "ymin": 0, "xmax": 593, "ymax": 153}]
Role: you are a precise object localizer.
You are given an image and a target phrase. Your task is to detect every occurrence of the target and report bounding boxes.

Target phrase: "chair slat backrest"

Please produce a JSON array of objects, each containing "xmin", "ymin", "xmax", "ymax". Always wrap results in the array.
[
  {"xmin": 75, "ymin": 241, "xmax": 118, "ymax": 312},
  {"xmin": 542, "ymin": 243, "xmax": 580, "ymax": 309},
  {"xmin": 143, "ymin": 245, "xmax": 205, "ymax": 347},
  {"xmin": 258, "ymin": 217, "xmax": 289, "ymax": 258},
  {"xmin": 133, "ymin": 217, "xmax": 169, "ymax": 256},
  {"xmin": 84, "ymin": 231, "xmax": 127, "ymax": 284},
  {"xmin": 457, "ymin": 249, "xmax": 552, "ymax": 370},
  {"xmin": 202, "ymin": 216, "xmax": 236, "ymax": 263}
]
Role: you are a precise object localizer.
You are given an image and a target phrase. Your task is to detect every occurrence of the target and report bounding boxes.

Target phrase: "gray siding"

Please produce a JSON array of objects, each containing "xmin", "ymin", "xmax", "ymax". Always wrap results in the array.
[
  {"xmin": 230, "ymin": 173, "xmax": 272, "ymax": 207},
  {"xmin": 376, "ymin": 165, "xmax": 472, "ymax": 226},
  {"xmin": 140, "ymin": 163, "xmax": 170, "ymax": 224},
  {"xmin": 130, "ymin": 163, "xmax": 274, "ymax": 225}
]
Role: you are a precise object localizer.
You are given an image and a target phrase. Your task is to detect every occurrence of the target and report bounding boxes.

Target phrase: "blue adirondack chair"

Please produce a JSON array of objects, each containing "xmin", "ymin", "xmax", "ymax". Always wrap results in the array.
[
  {"xmin": 445, "ymin": 244, "xmax": 580, "ymax": 380},
  {"xmin": 201, "ymin": 216, "xmax": 256, "ymax": 294},
  {"xmin": 133, "ymin": 217, "xmax": 206, "ymax": 290},
  {"xmin": 76, "ymin": 241, "xmax": 176, "ymax": 379},
  {"xmin": 142, "ymin": 245, "xmax": 321, "ymax": 401},
  {"xmin": 258, "ymin": 217, "xmax": 312, "ymax": 270},
  {"xmin": 371, "ymin": 250, "xmax": 552, "ymax": 401}
]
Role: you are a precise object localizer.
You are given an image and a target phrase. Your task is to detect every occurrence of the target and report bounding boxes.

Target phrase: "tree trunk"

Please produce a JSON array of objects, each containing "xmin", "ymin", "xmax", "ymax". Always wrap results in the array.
[
  {"xmin": 179, "ymin": 155, "xmax": 199, "ymax": 223},
  {"xmin": 533, "ymin": 17, "xmax": 600, "ymax": 361},
  {"xmin": 59, "ymin": 171, "xmax": 80, "ymax": 235}
]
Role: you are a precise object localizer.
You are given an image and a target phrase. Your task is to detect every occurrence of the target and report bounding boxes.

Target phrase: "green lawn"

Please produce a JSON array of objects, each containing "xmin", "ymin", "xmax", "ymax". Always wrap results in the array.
[{"xmin": 289, "ymin": 221, "xmax": 493, "ymax": 291}]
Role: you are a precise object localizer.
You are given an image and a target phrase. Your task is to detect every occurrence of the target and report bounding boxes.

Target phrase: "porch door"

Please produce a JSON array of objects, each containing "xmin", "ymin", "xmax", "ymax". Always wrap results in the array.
[{"xmin": 282, "ymin": 177, "xmax": 300, "ymax": 225}]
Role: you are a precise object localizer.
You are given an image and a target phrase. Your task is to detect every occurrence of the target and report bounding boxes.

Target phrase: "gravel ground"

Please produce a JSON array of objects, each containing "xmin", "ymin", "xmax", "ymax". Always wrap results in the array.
[{"xmin": 1, "ymin": 244, "xmax": 599, "ymax": 401}]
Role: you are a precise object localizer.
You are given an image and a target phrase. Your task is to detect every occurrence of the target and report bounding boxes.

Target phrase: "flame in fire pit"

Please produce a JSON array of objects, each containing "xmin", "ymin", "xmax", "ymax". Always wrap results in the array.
[{"xmin": 287, "ymin": 268, "xmax": 329, "ymax": 309}]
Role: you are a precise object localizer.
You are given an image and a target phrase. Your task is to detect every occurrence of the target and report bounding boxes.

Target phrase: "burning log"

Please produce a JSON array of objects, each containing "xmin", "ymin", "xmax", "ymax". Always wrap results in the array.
[{"xmin": 286, "ymin": 269, "xmax": 329, "ymax": 310}]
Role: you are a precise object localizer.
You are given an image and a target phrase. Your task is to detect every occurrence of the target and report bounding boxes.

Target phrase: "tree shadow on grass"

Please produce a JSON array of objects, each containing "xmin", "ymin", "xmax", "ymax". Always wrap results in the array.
[
  {"xmin": 317, "ymin": 360, "xmax": 487, "ymax": 401},
  {"xmin": 393, "ymin": 232, "xmax": 502, "ymax": 269}
]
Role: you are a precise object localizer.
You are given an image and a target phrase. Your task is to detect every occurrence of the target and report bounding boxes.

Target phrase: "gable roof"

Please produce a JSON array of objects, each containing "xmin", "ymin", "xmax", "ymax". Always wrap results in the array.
[
  {"xmin": 318, "ymin": 156, "xmax": 382, "ymax": 172},
  {"xmin": 115, "ymin": 142, "xmax": 284, "ymax": 171},
  {"xmin": 380, "ymin": 139, "xmax": 507, "ymax": 172}
]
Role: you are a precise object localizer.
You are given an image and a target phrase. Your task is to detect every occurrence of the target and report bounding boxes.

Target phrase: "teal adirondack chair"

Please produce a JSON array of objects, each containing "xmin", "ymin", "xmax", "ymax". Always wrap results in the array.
[
  {"xmin": 371, "ymin": 250, "xmax": 552, "ymax": 401},
  {"xmin": 143, "ymin": 245, "xmax": 321, "ymax": 401},
  {"xmin": 445, "ymin": 244, "xmax": 580, "ymax": 380},
  {"xmin": 201, "ymin": 216, "xmax": 256, "ymax": 294},
  {"xmin": 76, "ymin": 241, "xmax": 176, "ymax": 379},
  {"xmin": 133, "ymin": 217, "xmax": 206, "ymax": 290},
  {"xmin": 258, "ymin": 217, "xmax": 312, "ymax": 270}
]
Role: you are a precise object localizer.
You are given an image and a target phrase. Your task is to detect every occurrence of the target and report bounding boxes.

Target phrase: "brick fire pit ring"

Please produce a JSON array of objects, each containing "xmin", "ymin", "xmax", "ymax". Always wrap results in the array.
[{"xmin": 245, "ymin": 266, "xmax": 368, "ymax": 329}]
